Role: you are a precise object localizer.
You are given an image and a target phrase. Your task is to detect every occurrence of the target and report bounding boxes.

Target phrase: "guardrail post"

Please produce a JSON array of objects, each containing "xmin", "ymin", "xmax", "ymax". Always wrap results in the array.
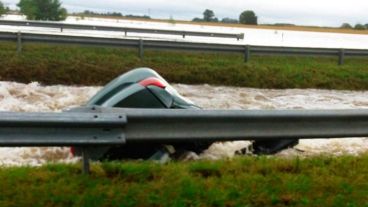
[
  {"xmin": 81, "ymin": 147, "xmax": 90, "ymax": 174},
  {"xmin": 244, "ymin": 45, "xmax": 250, "ymax": 62},
  {"xmin": 139, "ymin": 39, "xmax": 144, "ymax": 60},
  {"xmin": 60, "ymin": 27, "xmax": 63, "ymax": 32},
  {"xmin": 182, "ymin": 32, "xmax": 186, "ymax": 38},
  {"xmin": 237, "ymin": 33, "xmax": 245, "ymax": 41},
  {"xmin": 338, "ymin": 49, "xmax": 345, "ymax": 65},
  {"xmin": 16, "ymin": 31, "xmax": 22, "ymax": 54},
  {"xmin": 124, "ymin": 30, "xmax": 127, "ymax": 36}
]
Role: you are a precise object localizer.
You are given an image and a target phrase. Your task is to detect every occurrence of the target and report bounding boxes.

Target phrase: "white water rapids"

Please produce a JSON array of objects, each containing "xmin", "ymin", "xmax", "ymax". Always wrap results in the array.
[{"xmin": 0, "ymin": 81, "xmax": 367, "ymax": 166}]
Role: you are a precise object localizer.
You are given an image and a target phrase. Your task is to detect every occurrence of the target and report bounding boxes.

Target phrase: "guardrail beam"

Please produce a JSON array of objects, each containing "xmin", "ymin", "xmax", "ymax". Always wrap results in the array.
[
  {"xmin": 0, "ymin": 107, "xmax": 368, "ymax": 173},
  {"xmin": 0, "ymin": 19, "xmax": 243, "ymax": 40},
  {"xmin": 1, "ymin": 107, "xmax": 367, "ymax": 144},
  {"xmin": 86, "ymin": 107, "xmax": 368, "ymax": 141},
  {"xmin": 1, "ymin": 31, "xmax": 366, "ymax": 65},
  {"xmin": 0, "ymin": 111, "xmax": 127, "ymax": 146}
]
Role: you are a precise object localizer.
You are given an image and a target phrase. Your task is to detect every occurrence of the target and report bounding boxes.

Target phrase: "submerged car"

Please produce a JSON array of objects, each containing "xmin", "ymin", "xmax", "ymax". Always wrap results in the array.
[{"xmin": 72, "ymin": 68, "xmax": 298, "ymax": 160}]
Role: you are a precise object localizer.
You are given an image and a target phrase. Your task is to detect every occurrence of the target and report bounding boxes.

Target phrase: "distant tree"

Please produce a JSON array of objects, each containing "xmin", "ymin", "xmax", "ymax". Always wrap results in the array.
[
  {"xmin": 125, "ymin": 14, "xmax": 150, "ymax": 19},
  {"xmin": 203, "ymin": 9, "xmax": 214, "ymax": 21},
  {"xmin": 354, "ymin": 23, "xmax": 366, "ymax": 30},
  {"xmin": 192, "ymin": 17, "xmax": 203, "ymax": 22},
  {"xmin": 0, "ymin": 1, "xmax": 5, "ymax": 16},
  {"xmin": 83, "ymin": 10, "xmax": 92, "ymax": 15},
  {"xmin": 113, "ymin": 12, "xmax": 123, "ymax": 17},
  {"xmin": 221, "ymin": 17, "xmax": 238, "ymax": 24},
  {"xmin": 365, "ymin": 24, "xmax": 368, "ymax": 29},
  {"xmin": 340, "ymin": 23, "xmax": 352, "ymax": 29},
  {"xmin": 191, "ymin": 9, "xmax": 219, "ymax": 22},
  {"xmin": 202, "ymin": 9, "xmax": 218, "ymax": 22},
  {"xmin": 272, "ymin": 23, "xmax": 295, "ymax": 26},
  {"xmin": 239, "ymin": 10, "xmax": 257, "ymax": 25},
  {"xmin": 81, "ymin": 10, "xmax": 124, "ymax": 18},
  {"xmin": 17, "ymin": 0, "xmax": 67, "ymax": 21},
  {"xmin": 59, "ymin": 7, "xmax": 67, "ymax": 19}
]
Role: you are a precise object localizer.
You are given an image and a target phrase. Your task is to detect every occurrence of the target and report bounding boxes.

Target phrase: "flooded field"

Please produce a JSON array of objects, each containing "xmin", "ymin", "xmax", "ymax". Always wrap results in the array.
[
  {"xmin": 0, "ymin": 81, "xmax": 367, "ymax": 166},
  {"xmin": 3, "ymin": 14, "xmax": 368, "ymax": 49}
]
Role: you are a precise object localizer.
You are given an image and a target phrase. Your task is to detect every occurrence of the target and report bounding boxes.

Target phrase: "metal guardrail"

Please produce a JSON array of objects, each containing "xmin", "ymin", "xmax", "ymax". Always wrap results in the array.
[
  {"xmin": 0, "ymin": 19, "xmax": 244, "ymax": 40},
  {"xmin": 0, "ymin": 111, "xmax": 126, "ymax": 146},
  {"xmin": 1, "ymin": 106, "xmax": 368, "ymax": 173},
  {"xmin": 0, "ymin": 31, "xmax": 367, "ymax": 65}
]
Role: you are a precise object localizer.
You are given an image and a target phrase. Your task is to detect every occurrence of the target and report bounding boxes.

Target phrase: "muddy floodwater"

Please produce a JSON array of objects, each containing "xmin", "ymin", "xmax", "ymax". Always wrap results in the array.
[{"xmin": 0, "ymin": 81, "xmax": 367, "ymax": 166}]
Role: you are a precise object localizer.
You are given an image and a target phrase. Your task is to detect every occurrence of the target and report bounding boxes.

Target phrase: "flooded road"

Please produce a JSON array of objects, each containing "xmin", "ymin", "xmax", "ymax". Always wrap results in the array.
[{"xmin": 0, "ymin": 81, "xmax": 367, "ymax": 165}]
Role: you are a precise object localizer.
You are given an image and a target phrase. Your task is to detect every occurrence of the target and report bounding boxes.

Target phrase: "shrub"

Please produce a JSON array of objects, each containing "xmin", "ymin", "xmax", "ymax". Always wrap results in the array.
[
  {"xmin": 354, "ymin": 23, "xmax": 366, "ymax": 30},
  {"xmin": 221, "ymin": 17, "xmax": 238, "ymax": 24},
  {"xmin": 340, "ymin": 23, "xmax": 352, "ymax": 29}
]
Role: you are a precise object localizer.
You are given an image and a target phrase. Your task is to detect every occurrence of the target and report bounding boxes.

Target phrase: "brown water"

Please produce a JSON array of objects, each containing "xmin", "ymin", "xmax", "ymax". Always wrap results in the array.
[{"xmin": 0, "ymin": 81, "xmax": 367, "ymax": 166}]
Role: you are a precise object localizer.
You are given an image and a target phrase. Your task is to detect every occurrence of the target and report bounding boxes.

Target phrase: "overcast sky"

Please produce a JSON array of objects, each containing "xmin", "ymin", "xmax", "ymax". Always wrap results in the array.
[{"xmin": 2, "ymin": 0, "xmax": 368, "ymax": 27}]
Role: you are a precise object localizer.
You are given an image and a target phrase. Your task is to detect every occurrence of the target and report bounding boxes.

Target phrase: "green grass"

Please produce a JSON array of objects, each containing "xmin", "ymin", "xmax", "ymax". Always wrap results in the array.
[
  {"xmin": 0, "ymin": 42, "xmax": 367, "ymax": 90},
  {"xmin": 1, "ymin": 155, "xmax": 368, "ymax": 207}
]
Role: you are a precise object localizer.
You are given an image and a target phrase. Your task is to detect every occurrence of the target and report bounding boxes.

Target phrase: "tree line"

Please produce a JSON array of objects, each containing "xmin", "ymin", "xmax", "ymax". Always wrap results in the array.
[
  {"xmin": 192, "ymin": 9, "xmax": 258, "ymax": 25},
  {"xmin": 1, "ymin": 1, "xmax": 367, "ymax": 30},
  {"xmin": 193, "ymin": 9, "xmax": 368, "ymax": 30},
  {"xmin": 74, "ymin": 10, "xmax": 151, "ymax": 19},
  {"xmin": 0, "ymin": 0, "xmax": 68, "ymax": 20},
  {"xmin": 0, "ymin": 0, "xmax": 150, "ymax": 20},
  {"xmin": 341, "ymin": 23, "xmax": 368, "ymax": 30}
]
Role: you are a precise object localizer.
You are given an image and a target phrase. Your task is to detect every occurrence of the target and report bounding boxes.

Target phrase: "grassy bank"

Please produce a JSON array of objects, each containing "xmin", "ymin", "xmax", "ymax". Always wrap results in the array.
[
  {"xmin": 0, "ymin": 42, "xmax": 367, "ymax": 90},
  {"xmin": 1, "ymin": 155, "xmax": 368, "ymax": 206}
]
